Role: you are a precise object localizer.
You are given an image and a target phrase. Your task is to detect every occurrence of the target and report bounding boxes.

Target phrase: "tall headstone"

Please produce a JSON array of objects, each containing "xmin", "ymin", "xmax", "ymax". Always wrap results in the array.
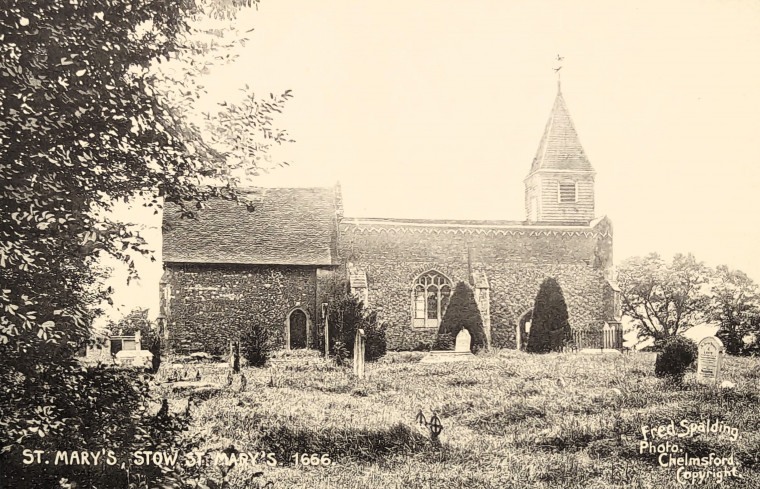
[
  {"xmin": 454, "ymin": 329, "xmax": 471, "ymax": 353},
  {"xmin": 353, "ymin": 329, "xmax": 366, "ymax": 379},
  {"xmin": 322, "ymin": 303, "xmax": 329, "ymax": 358},
  {"xmin": 697, "ymin": 336, "xmax": 725, "ymax": 385},
  {"xmin": 230, "ymin": 340, "xmax": 240, "ymax": 373}
]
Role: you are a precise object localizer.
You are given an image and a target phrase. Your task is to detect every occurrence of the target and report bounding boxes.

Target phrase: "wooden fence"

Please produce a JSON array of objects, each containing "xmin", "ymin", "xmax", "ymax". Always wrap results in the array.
[{"xmin": 571, "ymin": 322, "xmax": 623, "ymax": 350}]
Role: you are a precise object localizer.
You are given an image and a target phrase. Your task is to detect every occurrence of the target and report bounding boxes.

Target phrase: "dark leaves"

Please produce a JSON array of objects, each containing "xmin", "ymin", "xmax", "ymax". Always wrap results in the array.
[{"xmin": 0, "ymin": 0, "xmax": 284, "ymax": 473}]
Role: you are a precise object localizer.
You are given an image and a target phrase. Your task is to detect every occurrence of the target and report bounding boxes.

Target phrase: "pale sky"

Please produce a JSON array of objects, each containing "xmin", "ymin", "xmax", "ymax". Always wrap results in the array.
[{"xmin": 106, "ymin": 0, "xmax": 760, "ymax": 322}]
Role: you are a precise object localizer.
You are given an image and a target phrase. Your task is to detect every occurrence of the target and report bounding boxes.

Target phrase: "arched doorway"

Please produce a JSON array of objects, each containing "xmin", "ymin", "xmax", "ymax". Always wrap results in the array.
[
  {"xmin": 288, "ymin": 309, "xmax": 307, "ymax": 349},
  {"xmin": 517, "ymin": 310, "xmax": 532, "ymax": 351}
]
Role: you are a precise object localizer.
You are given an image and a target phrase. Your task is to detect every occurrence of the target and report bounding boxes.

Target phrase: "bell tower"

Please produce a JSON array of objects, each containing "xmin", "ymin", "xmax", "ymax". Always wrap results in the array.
[{"xmin": 525, "ymin": 83, "xmax": 596, "ymax": 224}]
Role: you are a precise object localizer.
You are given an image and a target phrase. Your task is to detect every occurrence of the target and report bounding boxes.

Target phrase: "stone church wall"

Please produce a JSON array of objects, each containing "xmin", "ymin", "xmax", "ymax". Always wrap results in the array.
[
  {"xmin": 162, "ymin": 222, "xmax": 613, "ymax": 354},
  {"xmin": 162, "ymin": 264, "xmax": 318, "ymax": 355},
  {"xmin": 340, "ymin": 222, "xmax": 611, "ymax": 350}
]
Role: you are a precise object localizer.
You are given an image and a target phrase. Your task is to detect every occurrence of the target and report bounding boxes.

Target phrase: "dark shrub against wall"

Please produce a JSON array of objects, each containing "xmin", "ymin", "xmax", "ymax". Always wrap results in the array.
[
  {"xmin": 437, "ymin": 281, "xmax": 487, "ymax": 352},
  {"xmin": 322, "ymin": 280, "xmax": 387, "ymax": 362},
  {"xmin": 242, "ymin": 320, "xmax": 273, "ymax": 367},
  {"xmin": 526, "ymin": 277, "xmax": 572, "ymax": 353}
]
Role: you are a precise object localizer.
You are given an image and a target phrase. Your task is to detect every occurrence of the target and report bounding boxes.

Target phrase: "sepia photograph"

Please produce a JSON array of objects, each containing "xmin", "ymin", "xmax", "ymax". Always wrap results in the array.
[{"xmin": 2, "ymin": 0, "xmax": 760, "ymax": 487}]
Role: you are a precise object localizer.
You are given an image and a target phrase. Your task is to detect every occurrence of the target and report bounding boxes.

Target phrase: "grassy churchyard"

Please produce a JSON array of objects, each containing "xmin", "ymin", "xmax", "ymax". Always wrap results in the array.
[{"xmin": 154, "ymin": 349, "xmax": 760, "ymax": 489}]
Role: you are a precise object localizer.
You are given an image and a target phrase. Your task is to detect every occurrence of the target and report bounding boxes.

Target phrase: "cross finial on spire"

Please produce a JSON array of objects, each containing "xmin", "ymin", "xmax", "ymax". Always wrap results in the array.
[{"xmin": 554, "ymin": 54, "xmax": 564, "ymax": 91}]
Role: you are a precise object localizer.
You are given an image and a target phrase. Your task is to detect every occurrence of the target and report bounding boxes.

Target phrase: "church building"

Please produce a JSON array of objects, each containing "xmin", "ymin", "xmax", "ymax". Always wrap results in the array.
[{"xmin": 159, "ymin": 87, "xmax": 622, "ymax": 354}]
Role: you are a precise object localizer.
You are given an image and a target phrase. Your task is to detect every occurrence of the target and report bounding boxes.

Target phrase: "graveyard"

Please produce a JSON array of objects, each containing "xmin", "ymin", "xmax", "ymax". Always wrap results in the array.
[{"xmin": 153, "ymin": 346, "xmax": 760, "ymax": 489}]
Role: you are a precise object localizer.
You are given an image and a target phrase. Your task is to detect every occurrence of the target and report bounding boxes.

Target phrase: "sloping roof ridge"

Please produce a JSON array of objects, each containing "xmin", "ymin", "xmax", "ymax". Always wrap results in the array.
[
  {"xmin": 537, "ymin": 93, "xmax": 558, "ymax": 170},
  {"xmin": 164, "ymin": 258, "xmax": 336, "ymax": 266},
  {"xmin": 342, "ymin": 216, "xmax": 596, "ymax": 230},
  {"xmin": 232, "ymin": 185, "xmax": 334, "ymax": 197},
  {"xmin": 234, "ymin": 184, "xmax": 333, "ymax": 190}
]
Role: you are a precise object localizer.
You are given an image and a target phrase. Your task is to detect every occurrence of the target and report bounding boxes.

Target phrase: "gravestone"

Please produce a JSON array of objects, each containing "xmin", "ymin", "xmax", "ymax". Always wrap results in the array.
[
  {"xmin": 420, "ymin": 329, "xmax": 476, "ymax": 363},
  {"xmin": 115, "ymin": 348, "xmax": 152, "ymax": 368},
  {"xmin": 230, "ymin": 340, "xmax": 240, "ymax": 373},
  {"xmin": 455, "ymin": 329, "xmax": 472, "ymax": 353},
  {"xmin": 697, "ymin": 336, "xmax": 725, "ymax": 385},
  {"xmin": 353, "ymin": 329, "xmax": 366, "ymax": 379}
]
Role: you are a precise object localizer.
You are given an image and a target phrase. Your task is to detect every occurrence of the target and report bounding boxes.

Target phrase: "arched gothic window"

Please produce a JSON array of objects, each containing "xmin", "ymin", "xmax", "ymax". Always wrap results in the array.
[{"xmin": 412, "ymin": 271, "xmax": 452, "ymax": 328}]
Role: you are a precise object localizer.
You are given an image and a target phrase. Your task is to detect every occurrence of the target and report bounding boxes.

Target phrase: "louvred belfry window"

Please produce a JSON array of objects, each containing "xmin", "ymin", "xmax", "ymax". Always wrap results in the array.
[
  {"xmin": 412, "ymin": 271, "xmax": 452, "ymax": 328},
  {"xmin": 558, "ymin": 181, "xmax": 577, "ymax": 203}
]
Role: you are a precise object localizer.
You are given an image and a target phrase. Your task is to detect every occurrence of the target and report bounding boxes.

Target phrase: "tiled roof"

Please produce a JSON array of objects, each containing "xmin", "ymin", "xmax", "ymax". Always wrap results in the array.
[
  {"xmin": 529, "ymin": 87, "xmax": 594, "ymax": 174},
  {"xmin": 163, "ymin": 187, "xmax": 339, "ymax": 266}
]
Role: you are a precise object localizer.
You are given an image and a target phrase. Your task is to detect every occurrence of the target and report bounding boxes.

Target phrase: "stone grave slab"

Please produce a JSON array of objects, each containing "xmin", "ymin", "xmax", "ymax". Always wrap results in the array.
[
  {"xmin": 420, "ymin": 329, "xmax": 476, "ymax": 363},
  {"xmin": 115, "ymin": 349, "xmax": 153, "ymax": 368}
]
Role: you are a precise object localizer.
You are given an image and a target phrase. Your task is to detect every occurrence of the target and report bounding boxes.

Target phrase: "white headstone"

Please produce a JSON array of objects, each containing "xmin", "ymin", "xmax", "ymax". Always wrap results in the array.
[
  {"xmin": 697, "ymin": 336, "xmax": 725, "ymax": 385},
  {"xmin": 353, "ymin": 329, "xmax": 366, "ymax": 379},
  {"xmin": 455, "ymin": 329, "xmax": 471, "ymax": 353}
]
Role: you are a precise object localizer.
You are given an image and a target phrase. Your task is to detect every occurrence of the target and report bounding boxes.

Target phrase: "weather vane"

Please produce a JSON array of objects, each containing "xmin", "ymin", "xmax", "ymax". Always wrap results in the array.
[{"xmin": 554, "ymin": 54, "xmax": 564, "ymax": 87}]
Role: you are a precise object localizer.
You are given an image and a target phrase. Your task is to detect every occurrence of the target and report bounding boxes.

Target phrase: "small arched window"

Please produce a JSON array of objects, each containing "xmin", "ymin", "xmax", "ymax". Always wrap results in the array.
[{"xmin": 412, "ymin": 271, "xmax": 452, "ymax": 328}]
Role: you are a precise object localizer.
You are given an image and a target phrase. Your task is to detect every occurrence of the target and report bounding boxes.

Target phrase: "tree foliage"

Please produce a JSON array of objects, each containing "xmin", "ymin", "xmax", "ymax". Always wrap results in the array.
[
  {"xmin": 526, "ymin": 277, "xmax": 571, "ymax": 353},
  {"xmin": 109, "ymin": 307, "xmax": 151, "ymax": 335},
  {"xmin": 708, "ymin": 265, "xmax": 760, "ymax": 355},
  {"xmin": 618, "ymin": 253, "xmax": 710, "ymax": 344},
  {"xmin": 654, "ymin": 335, "xmax": 698, "ymax": 383},
  {"xmin": 152, "ymin": 0, "xmax": 294, "ymax": 180},
  {"xmin": 0, "ymin": 0, "xmax": 291, "ymax": 477},
  {"xmin": 2, "ymin": 366, "xmax": 203, "ymax": 488},
  {"xmin": 322, "ymin": 279, "xmax": 386, "ymax": 363},
  {"xmin": 437, "ymin": 281, "xmax": 487, "ymax": 353},
  {"xmin": 241, "ymin": 320, "xmax": 272, "ymax": 368}
]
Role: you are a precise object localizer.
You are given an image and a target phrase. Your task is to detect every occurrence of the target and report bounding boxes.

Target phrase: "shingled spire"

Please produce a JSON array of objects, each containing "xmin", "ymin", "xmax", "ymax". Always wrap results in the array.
[
  {"xmin": 524, "ymin": 84, "xmax": 596, "ymax": 224},
  {"xmin": 529, "ymin": 85, "xmax": 594, "ymax": 174}
]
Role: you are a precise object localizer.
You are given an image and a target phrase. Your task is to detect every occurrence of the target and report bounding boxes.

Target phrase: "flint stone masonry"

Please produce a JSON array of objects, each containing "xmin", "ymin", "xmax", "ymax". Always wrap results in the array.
[
  {"xmin": 162, "ymin": 263, "xmax": 323, "ymax": 355},
  {"xmin": 162, "ymin": 214, "xmax": 615, "ymax": 354},
  {"xmin": 338, "ymin": 218, "xmax": 613, "ymax": 350}
]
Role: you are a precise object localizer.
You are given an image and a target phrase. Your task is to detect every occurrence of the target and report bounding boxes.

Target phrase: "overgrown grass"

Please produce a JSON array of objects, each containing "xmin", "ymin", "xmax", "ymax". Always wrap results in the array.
[{"xmin": 153, "ymin": 349, "xmax": 760, "ymax": 488}]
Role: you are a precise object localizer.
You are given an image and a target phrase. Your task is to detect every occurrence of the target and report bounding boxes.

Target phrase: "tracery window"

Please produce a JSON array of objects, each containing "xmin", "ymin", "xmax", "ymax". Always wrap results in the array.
[{"xmin": 412, "ymin": 271, "xmax": 452, "ymax": 328}]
